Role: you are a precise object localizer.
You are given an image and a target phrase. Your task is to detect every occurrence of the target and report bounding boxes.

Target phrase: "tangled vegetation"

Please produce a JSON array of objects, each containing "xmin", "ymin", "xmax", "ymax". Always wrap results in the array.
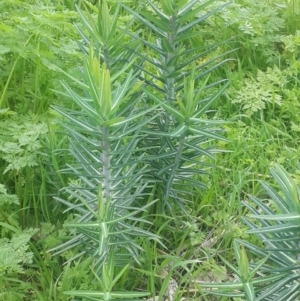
[{"xmin": 0, "ymin": 0, "xmax": 299, "ymax": 300}]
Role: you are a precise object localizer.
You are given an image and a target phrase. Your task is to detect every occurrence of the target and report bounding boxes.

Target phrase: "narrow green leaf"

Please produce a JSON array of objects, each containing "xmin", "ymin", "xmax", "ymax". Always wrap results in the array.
[
  {"xmin": 178, "ymin": 3, "xmax": 230, "ymax": 34},
  {"xmin": 125, "ymin": 31, "xmax": 165, "ymax": 55},
  {"xmin": 161, "ymin": 38, "xmax": 175, "ymax": 53},
  {"xmin": 64, "ymin": 290, "xmax": 150, "ymax": 298},
  {"xmin": 110, "ymin": 104, "xmax": 160, "ymax": 127},
  {"xmin": 176, "ymin": 97, "xmax": 187, "ymax": 116},
  {"xmin": 139, "ymin": 11, "xmax": 171, "ymax": 33},
  {"xmin": 143, "ymin": 89, "xmax": 185, "ymax": 122},
  {"xmin": 200, "ymin": 281, "xmax": 243, "ymax": 289},
  {"xmin": 101, "ymin": 117, "xmax": 124, "ymax": 126},
  {"xmin": 247, "ymin": 223, "xmax": 300, "ymax": 234},
  {"xmin": 189, "ymin": 127, "xmax": 227, "ymax": 141},
  {"xmin": 259, "ymin": 182, "xmax": 289, "ymax": 213},
  {"xmin": 110, "ymin": 264, "xmax": 130, "ymax": 288},
  {"xmin": 76, "ymin": 5, "xmax": 102, "ymax": 43},
  {"xmin": 248, "ymin": 253, "xmax": 271, "ymax": 280},
  {"xmin": 270, "ymin": 164, "xmax": 300, "ymax": 212},
  {"xmin": 178, "ymin": 0, "xmax": 215, "ymax": 18},
  {"xmin": 251, "ymin": 273, "xmax": 287, "ymax": 285},
  {"xmin": 192, "ymin": 82, "xmax": 229, "ymax": 118},
  {"xmin": 249, "ymin": 213, "xmax": 300, "ymax": 222},
  {"xmin": 219, "ymin": 254, "xmax": 240, "ymax": 276},
  {"xmin": 53, "ymin": 106, "xmax": 98, "ymax": 132},
  {"xmin": 61, "ymin": 82, "xmax": 99, "ymax": 120},
  {"xmin": 161, "ymin": 0, "xmax": 175, "ymax": 15},
  {"xmin": 239, "ymin": 245, "xmax": 250, "ymax": 281},
  {"xmin": 108, "ymin": 2, "xmax": 120, "ymax": 41},
  {"xmin": 242, "ymin": 282, "xmax": 255, "ymax": 301},
  {"xmin": 145, "ymin": 0, "xmax": 169, "ymax": 20},
  {"xmin": 119, "ymin": 3, "xmax": 166, "ymax": 38},
  {"xmin": 98, "ymin": 0, "xmax": 111, "ymax": 41}
]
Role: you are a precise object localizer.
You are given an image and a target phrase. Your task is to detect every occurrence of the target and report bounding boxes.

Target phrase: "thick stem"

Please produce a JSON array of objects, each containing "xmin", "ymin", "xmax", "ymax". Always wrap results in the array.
[
  {"xmin": 164, "ymin": 16, "xmax": 178, "ymax": 103},
  {"xmin": 103, "ymin": 46, "xmax": 111, "ymax": 70},
  {"xmin": 164, "ymin": 132, "xmax": 186, "ymax": 203},
  {"xmin": 99, "ymin": 126, "xmax": 111, "ymax": 265},
  {"xmin": 161, "ymin": 14, "xmax": 185, "ymax": 206},
  {"xmin": 102, "ymin": 126, "xmax": 111, "ymax": 200}
]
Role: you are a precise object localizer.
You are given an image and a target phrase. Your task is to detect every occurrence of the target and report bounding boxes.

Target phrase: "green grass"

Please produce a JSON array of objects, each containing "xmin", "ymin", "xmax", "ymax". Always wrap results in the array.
[{"xmin": 0, "ymin": 0, "xmax": 300, "ymax": 300}]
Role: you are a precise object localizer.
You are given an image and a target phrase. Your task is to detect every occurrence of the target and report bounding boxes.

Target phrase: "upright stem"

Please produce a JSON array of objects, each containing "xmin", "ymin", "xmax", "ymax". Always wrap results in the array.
[
  {"xmin": 102, "ymin": 46, "xmax": 111, "ymax": 70},
  {"xmin": 102, "ymin": 126, "xmax": 111, "ymax": 200},
  {"xmin": 0, "ymin": 33, "xmax": 35, "ymax": 109},
  {"xmin": 164, "ymin": 132, "xmax": 186, "ymax": 204},
  {"xmin": 164, "ymin": 15, "xmax": 178, "ymax": 103},
  {"xmin": 161, "ymin": 14, "xmax": 183, "ymax": 206},
  {"xmin": 98, "ymin": 126, "xmax": 111, "ymax": 266}
]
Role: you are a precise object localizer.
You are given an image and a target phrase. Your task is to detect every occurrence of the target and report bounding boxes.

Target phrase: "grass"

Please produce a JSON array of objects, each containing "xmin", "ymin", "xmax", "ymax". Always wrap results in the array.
[{"xmin": 0, "ymin": 0, "xmax": 300, "ymax": 300}]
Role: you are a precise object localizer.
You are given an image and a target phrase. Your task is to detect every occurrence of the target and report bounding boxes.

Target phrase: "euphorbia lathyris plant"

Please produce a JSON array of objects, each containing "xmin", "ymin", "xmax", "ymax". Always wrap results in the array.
[{"xmin": 50, "ymin": 0, "xmax": 232, "ymax": 299}]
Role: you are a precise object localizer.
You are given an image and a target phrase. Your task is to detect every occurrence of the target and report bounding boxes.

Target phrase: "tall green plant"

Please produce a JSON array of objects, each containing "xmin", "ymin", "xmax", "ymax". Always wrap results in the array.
[
  {"xmin": 121, "ymin": 0, "xmax": 233, "ymax": 213},
  {"xmin": 49, "ymin": 46, "xmax": 159, "ymax": 266},
  {"xmin": 49, "ymin": 0, "xmax": 160, "ymax": 280}
]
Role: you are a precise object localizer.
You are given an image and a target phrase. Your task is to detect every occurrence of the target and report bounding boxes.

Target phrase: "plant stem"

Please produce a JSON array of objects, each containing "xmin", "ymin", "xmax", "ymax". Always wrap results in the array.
[
  {"xmin": 165, "ymin": 131, "xmax": 186, "ymax": 204},
  {"xmin": 0, "ymin": 33, "xmax": 35, "ymax": 109},
  {"xmin": 165, "ymin": 16, "xmax": 178, "ymax": 103},
  {"xmin": 102, "ymin": 126, "xmax": 111, "ymax": 200}
]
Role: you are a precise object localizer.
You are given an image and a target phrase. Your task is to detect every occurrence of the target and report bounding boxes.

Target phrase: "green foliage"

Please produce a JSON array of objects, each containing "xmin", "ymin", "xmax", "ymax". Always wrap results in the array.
[
  {"xmin": 64, "ymin": 255, "xmax": 150, "ymax": 301},
  {"xmin": 201, "ymin": 164, "xmax": 300, "ymax": 300},
  {"xmin": 1, "ymin": 0, "xmax": 300, "ymax": 300},
  {"xmin": 0, "ymin": 185, "xmax": 38, "ymax": 301},
  {"xmin": 0, "ymin": 229, "xmax": 38, "ymax": 277},
  {"xmin": 0, "ymin": 0, "xmax": 81, "ymax": 114},
  {"xmin": 49, "ymin": 0, "xmax": 160, "ymax": 277},
  {"xmin": 120, "ymin": 0, "xmax": 231, "ymax": 213},
  {"xmin": 47, "ymin": 0, "xmax": 232, "ymax": 299},
  {"xmin": 0, "ymin": 184, "xmax": 19, "ymax": 206},
  {"xmin": 205, "ymin": 0, "xmax": 286, "ymax": 66},
  {"xmin": 0, "ymin": 184, "xmax": 20, "ymax": 240},
  {"xmin": 229, "ymin": 66, "xmax": 285, "ymax": 117},
  {"xmin": 0, "ymin": 113, "xmax": 48, "ymax": 174}
]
